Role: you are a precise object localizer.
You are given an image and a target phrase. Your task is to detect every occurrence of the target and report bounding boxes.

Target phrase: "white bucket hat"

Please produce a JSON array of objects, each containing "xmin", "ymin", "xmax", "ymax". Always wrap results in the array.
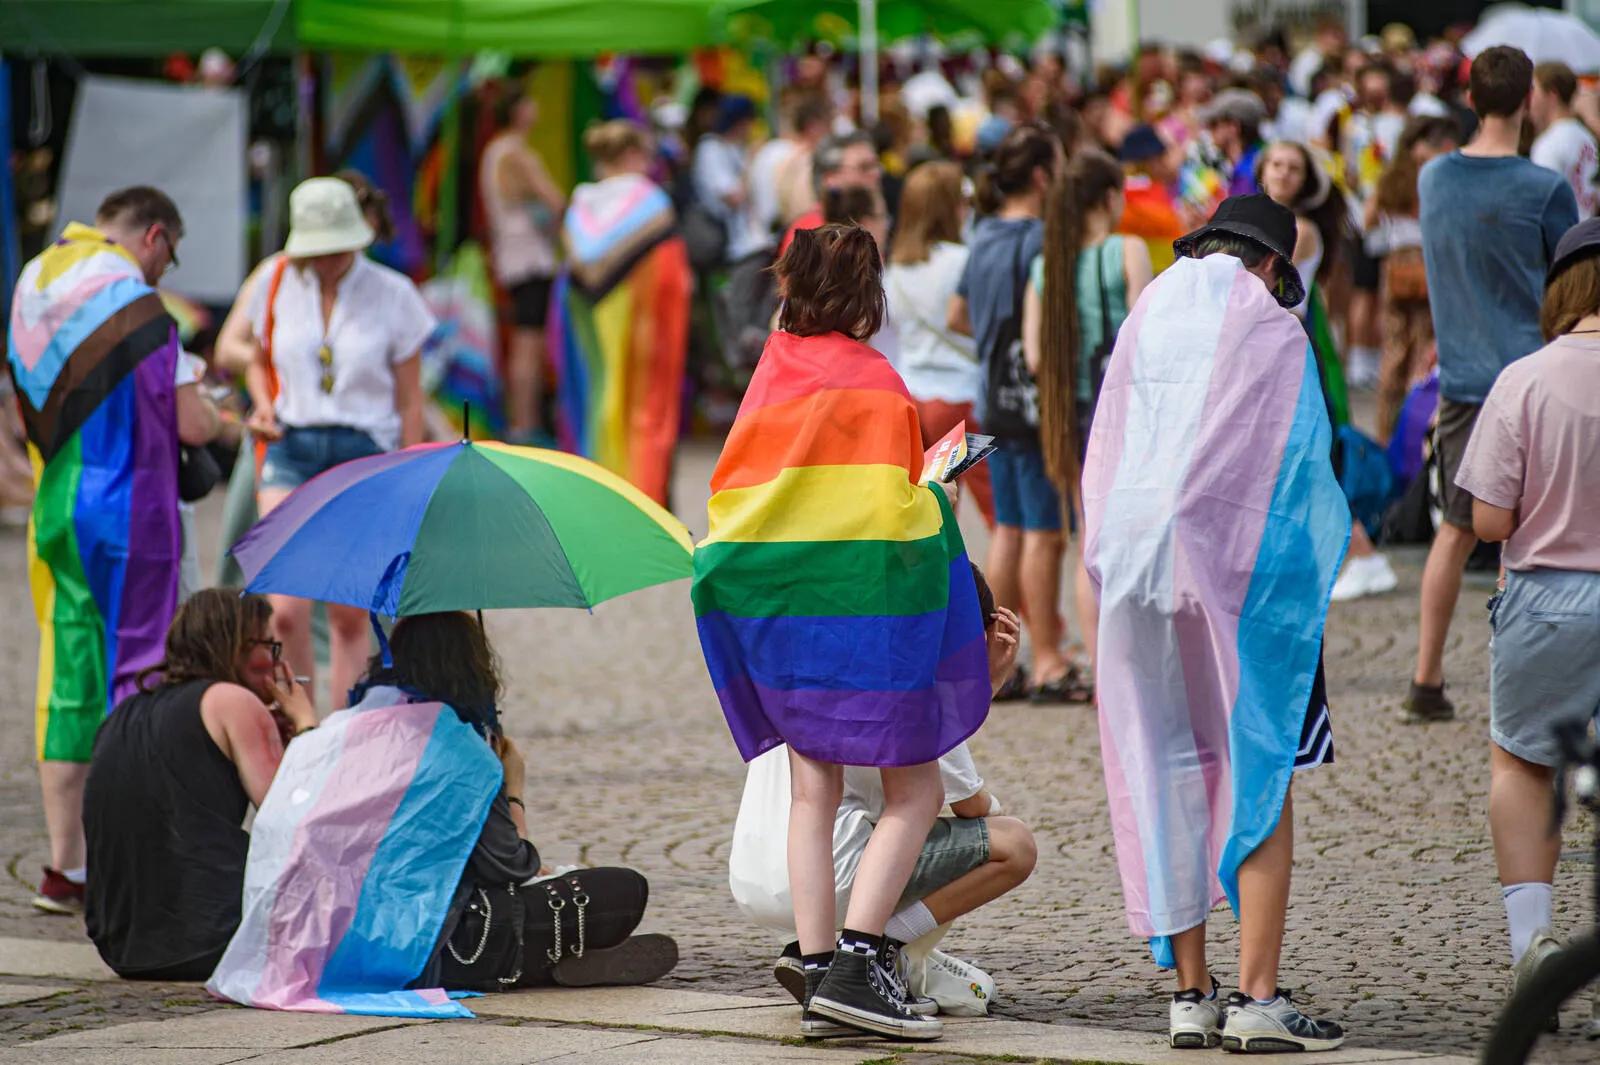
[{"xmin": 284, "ymin": 177, "xmax": 374, "ymax": 258}]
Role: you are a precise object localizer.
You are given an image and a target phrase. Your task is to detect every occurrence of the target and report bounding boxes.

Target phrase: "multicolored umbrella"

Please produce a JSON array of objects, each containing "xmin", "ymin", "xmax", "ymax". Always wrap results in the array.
[{"xmin": 231, "ymin": 441, "xmax": 692, "ymax": 616}]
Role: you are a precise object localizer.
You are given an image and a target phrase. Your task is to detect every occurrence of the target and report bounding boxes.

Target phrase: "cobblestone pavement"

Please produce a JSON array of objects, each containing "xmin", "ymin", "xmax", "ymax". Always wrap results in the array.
[{"xmin": 1, "ymin": 436, "xmax": 1595, "ymax": 1061}]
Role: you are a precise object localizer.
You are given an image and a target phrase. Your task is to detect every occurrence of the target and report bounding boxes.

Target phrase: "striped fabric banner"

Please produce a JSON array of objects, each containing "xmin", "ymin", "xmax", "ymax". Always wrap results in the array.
[
  {"xmin": 1082, "ymin": 255, "xmax": 1348, "ymax": 965},
  {"xmin": 6, "ymin": 222, "xmax": 181, "ymax": 762},
  {"xmin": 550, "ymin": 174, "xmax": 690, "ymax": 505},
  {"xmin": 207, "ymin": 696, "xmax": 501, "ymax": 1017},
  {"xmin": 692, "ymin": 331, "xmax": 989, "ymax": 768}
]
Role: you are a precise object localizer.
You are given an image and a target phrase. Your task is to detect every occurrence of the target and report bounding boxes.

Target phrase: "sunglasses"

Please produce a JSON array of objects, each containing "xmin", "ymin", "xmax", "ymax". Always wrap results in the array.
[
  {"xmin": 317, "ymin": 344, "xmax": 335, "ymax": 394},
  {"xmin": 152, "ymin": 225, "xmax": 181, "ymax": 276},
  {"xmin": 249, "ymin": 638, "xmax": 284, "ymax": 662}
]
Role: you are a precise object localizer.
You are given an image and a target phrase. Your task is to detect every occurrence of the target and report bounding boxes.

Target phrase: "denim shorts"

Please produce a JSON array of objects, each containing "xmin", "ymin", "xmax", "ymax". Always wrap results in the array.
[
  {"xmin": 988, "ymin": 440, "xmax": 1063, "ymax": 532},
  {"xmin": 259, "ymin": 426, "xmax": 383, "ymax": 491},
  {"xmin": 899, "ymin": 816, "xmax": 990, "ymax": 906},
  {"xmin": 1489, "ymin": 567, "xmax": 1600, "ymax": 767}
]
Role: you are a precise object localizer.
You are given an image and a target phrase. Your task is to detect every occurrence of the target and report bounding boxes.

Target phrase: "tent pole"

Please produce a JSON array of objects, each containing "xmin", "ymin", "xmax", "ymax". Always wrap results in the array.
[{"xmin": 859, "ymin": 0, "xmax": 878, "ymax": 128}]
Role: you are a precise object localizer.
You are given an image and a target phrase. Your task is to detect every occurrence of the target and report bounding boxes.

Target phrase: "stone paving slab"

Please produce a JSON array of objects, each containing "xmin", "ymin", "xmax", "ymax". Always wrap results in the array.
[
  {"xmin": 0, "ymin": 1051, "xmax": 259, "ymax": 1065},
  {"xmin": 0, "ymin": 938, "xmax": 114, "ymax": 983},
  {"xmin": 0, "ymin": 986, "xmax": 63, "ymax": 1009},
  {"xmin": 29, "ymin": 1009, "xmax": 418, "ymax": 1049},
  {"xmin": 245, "ymin": 1023, "xmax": 664, "ymax": 1064}
]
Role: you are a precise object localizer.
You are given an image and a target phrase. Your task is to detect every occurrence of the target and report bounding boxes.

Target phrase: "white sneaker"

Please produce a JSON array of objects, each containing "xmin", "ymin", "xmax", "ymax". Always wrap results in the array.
[
  {"xmin": 1511, "ymin": 930, "xmax": 1564, "ymax": 1033},
  {"xmin": 1346, "ymin": 350, "xmax": 1379, "ymax": 390},
  {"xmin": 1170, "ymin": 980, "xmax": 1223, "ymax": 1049},
  {"xmin": 1330, "ymin": 553, "xmax": 1399, "ymax": 602},
  {"xmin": 1223, "ymin": 991, "xmax": 1345, "ymax": 1052}
]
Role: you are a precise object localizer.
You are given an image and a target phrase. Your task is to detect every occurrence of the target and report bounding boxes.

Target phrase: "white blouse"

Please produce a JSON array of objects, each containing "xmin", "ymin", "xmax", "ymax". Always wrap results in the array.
[{"xmin": 250, "ymin": 254, "xmax": 436, "ymax": 451}]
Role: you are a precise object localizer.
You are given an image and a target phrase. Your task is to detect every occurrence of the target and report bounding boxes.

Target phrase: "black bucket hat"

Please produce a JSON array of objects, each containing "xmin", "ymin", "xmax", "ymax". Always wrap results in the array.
[
  {"xmin": 1173, "ymin": 193, "xmax": 1305, "ymax": 309},
  {"xmin": 1547, "ymin": 216, "xmax": 1600, "ymax": 284}
]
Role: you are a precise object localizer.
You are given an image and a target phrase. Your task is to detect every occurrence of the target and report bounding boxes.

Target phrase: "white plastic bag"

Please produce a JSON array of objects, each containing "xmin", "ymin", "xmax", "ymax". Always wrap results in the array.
[{"xmin": 907, "ymin": 947, "xmax": 997, "ymax": 1016}]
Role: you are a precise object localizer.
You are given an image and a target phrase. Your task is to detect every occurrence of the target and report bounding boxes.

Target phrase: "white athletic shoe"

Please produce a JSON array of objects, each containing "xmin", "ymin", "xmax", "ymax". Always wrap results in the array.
[
  {"xmin": 1223, "ymin": 991, "xmax": 1345, "ymax": 1053},
  {"xmin": 1330, "ymin": 553, "xmax": 1399, "ymax": 602},
  {"xmin": 1170, "ymin": 981, "xmax": 1223, "ymax": 1049},
  {"xmin": 1511, "ymin": 930, "xmax": 1564, "ymax": 1033}
]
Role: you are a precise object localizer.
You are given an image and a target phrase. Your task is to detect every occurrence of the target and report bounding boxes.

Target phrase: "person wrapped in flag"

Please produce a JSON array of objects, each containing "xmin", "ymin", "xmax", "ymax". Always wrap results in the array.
[
  {"xmin": 6, "ymin": 187, "xmax": 218, "ymax": 915},
  {"xmin": 692, "ymin": 224, "xmax": 989, "ymax": 1042},
  {"xmin": 550, "ymin": 119, "xmax": 691, "ymax": 506},
  {"xmin": 1081, "ymin": 195, "xmax": 1350, "ymax": 1052}
]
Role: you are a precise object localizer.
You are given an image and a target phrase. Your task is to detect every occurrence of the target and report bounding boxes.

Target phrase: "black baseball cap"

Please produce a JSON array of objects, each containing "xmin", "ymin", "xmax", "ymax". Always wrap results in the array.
[{"xmin": 1547, "ymin": 217, "xmax": 1600, "ymax": 285}]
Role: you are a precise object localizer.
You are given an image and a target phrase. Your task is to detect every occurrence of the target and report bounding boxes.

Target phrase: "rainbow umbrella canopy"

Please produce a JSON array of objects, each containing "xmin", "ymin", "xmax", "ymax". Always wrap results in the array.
[{"xmin": 231, "ymin": 441, "xmax": 692, "ymax": 615}]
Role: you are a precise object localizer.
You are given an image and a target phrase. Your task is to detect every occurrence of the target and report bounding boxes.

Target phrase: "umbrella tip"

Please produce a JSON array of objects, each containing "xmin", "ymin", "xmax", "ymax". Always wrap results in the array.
[{"xmin": 463, "ymin": 402, "xmax": 471, "ymax": 443}]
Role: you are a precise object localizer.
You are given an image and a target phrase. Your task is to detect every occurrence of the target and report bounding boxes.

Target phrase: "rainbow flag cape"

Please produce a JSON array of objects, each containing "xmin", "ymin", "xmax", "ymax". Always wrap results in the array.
[
  {"xmin": 6, "ymin": 222, "xmax": 181, "ymax": 763},
  {"xmin": 1082, "ymin": 255, "xmax": 1348, "ymax": 965},
  {"xmin": 207, "ymin": 693, "xmax": 501, "ymax": 1017},
  {"xmin": 550, "ymin": 174, "xmax": 690, "ymax": 505},
  {"xmin": 692, "ymin": 331, "xmax": 990, "ymax": 768}
]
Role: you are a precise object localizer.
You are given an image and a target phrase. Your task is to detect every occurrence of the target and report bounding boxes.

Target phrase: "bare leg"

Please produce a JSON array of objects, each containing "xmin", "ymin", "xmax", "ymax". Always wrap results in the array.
[
  {"xmin": 1489, "ymin": 743, "xmax": 1561, "ymax": 886},
  {"xmin": 986, "ymin": 524, "xmax": 1023, "ymax": 616},
  {"xmin": 1347, "ymin": 520, "xmax": 1375, "ymax": 559},
  {"xmin": 788, "ymin": 750, "xmax": 844, "ymax": 955},
  {"xmin": 268, "ymin": 594, "xmax": 315, "ymax": 699},
  {"xmin": 1238, "ymin": 788, "xmax": 1294, "ymax": 1000},
  {"xmin": 1171, "ymin": 922, "xmax": 1211, "ymax": 994},
  {"xmin": 327, "ymin": 603, "xmax": 373, "ymax": 711},
  {"xmin": 916, "ymin": 816, "xmax": 1037, "ymax": 924},
  {"xmin": 39, "ymin": 762, "xmax": 90, "ymax": 872},
  {"xmin": 1020, "ymin": 530, "xmax": 1067, "ymax": 683},
  {"xmin": 840, "ymin": 762, "xmax": 944, "ymax": 934},
  {"xmin": 1413, "ymin": 522, "xmax": 1478, "ymax": 687},
  {"xmin": 505, "ymin": 326, "xmax": 543, "ymax": 439}
]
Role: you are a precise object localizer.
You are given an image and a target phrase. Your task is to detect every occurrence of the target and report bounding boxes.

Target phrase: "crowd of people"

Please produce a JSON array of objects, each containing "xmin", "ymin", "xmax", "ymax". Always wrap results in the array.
[{"xmin": 5, "ymin": 12, "xmax": 1600, "ymax": 1056}]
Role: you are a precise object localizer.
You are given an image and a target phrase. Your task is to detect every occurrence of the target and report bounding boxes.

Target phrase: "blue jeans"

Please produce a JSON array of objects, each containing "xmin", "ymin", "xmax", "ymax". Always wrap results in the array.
[{"xmin": 259, "ymin": 426, "xmax": 382, "ymax": 491}]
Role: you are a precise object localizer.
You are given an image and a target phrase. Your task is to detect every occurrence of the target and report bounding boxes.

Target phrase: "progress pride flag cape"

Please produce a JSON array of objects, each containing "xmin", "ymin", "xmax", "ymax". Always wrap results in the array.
[
  {"xmin": 207, "ymin": 695, "xmax": 500, "ymax": 1017},
  {"xmin": 692, "ymin": 330, "xmax": 989, "ymax": 768},
  {"xmin": 1082, "ymin": 255, "xmax": 1347, "ymax": 965}
]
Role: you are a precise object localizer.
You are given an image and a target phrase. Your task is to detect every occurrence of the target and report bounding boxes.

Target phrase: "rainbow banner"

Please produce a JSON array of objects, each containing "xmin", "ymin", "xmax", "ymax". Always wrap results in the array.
[
  {"xmin": 6, "ymin": 222, "xmax": 181, "ymax": 763},
  {"xmin": 550, "ymin": 173, "xmax": 690, "ymax": 505},
  {"xmin": 1082, "ymin": 255, "xmax": 1348, "ymax": 965},
  {"xmin": 691, "ymin": 331, "xmax": 990, "ymax": 768},
  {"xmin": 207, "ymin": 694, "xmax": 500, "ymax": 1017}
]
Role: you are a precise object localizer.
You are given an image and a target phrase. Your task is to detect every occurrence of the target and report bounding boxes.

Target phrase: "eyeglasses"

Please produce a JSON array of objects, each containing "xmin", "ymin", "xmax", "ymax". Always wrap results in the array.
[
  {"xmin": 317, "ymin": 344, "xmax": 335, "ymax": 394},
  {"xmin": 152, "ymin": 226, "xmax": 181, "ymax": 276},
  {"xmin": 249, "ymin": 638, "xmax": 283, "ymax": 662}
]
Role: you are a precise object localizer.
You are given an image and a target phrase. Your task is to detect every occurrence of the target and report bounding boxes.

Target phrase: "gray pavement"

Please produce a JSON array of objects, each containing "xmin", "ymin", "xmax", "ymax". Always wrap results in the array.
[{"xmin": 1, "ymin": 437, "xmax": 1596, "ymax": 1062}]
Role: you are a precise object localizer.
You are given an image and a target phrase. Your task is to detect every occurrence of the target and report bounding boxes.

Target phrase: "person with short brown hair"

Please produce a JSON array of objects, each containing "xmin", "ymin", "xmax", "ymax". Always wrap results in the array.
[
  {"xmin": 1403, "ymin": 45, "xmax": 1578, "ymax": 724},
  {"xmin": 1530, "ymin": 60, "xmax": 1598, "ymax": 218}
]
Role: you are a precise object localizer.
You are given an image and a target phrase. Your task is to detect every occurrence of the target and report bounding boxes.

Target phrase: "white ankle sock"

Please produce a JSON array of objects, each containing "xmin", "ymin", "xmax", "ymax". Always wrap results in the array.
[
  {"xmin": 1503, "ymin": 882, "xmax": 1553, "ymax": 963},
  {"xmin": 61, "ymin": 867, "xmax": 86, "ymax": 885},
  {"xmin": 883, "ymin": 901, "xmax": 938, "ymax": 944}
]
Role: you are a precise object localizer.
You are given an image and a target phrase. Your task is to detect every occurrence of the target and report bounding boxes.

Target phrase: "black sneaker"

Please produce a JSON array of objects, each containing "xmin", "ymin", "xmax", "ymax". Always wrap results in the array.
[
  {"xmin": 810, "ymin": 949, "xmax": 942, "ymax": 1040},
  {"xmin": 800, "ymin": 964, "xmax": 852, "ymax": 1039},
  {"xmin": 879, "ymin": 939, "xmax": 938, "ymax": 1016},
  {"xmin": 1401, "ymin": 681, "xmax": 1455, "ymax": 723},
  {"xmin": 774, "ymin": 941, "xmax": 805, "ymax": 1005},
  {"xmin": 1223, "ymin": 990, "xmax": 1345, "ymax": 1052}
]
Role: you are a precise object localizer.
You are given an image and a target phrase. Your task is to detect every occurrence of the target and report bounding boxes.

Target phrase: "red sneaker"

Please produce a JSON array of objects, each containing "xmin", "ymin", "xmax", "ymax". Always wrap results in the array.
[{"xmin": 32, "ymin": 867, "xmax": 84, "ymax": 916}]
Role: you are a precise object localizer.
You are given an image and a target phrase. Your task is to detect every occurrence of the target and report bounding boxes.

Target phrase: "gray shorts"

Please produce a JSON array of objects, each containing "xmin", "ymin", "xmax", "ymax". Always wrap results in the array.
[
  {"xmin": 899, "ymin": 816, "xmax": 990, "ymax": 906},
  {"xmin": 1435, "ymin": 398, "xmax": 1481, "ymax": 531},
  {"xmin": 1490, "ymin": 567, "xmax": 1600, "ymax": 767}
]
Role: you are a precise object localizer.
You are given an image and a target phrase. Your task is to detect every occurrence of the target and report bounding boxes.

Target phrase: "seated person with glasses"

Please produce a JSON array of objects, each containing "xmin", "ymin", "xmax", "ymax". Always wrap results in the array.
[{"xmin": 82, "ymin": 589, "xmax": 316, "ymax": 979}]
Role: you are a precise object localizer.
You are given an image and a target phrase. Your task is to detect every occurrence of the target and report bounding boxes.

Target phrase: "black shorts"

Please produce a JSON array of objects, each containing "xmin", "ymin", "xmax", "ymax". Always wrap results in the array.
[
  {"xmin": 509, "ymin": 276, "xmax": 554, "ymax": 328},
  {"xmin": 1348, "ymin": 236, "xmax": 1382, "ymax": 292}
]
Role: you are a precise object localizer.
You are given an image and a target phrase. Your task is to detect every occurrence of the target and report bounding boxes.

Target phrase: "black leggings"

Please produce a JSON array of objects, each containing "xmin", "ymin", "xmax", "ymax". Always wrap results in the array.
[{"xmin": 515, "ymin": 866, "xmax": 648, "ymax": 986}]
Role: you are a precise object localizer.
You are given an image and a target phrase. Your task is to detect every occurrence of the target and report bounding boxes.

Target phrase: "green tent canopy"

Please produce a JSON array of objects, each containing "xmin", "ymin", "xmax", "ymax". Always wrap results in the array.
[
  {"xmin": 0, "ymin": 0, "xmax": 296, "ymax": 57},
  {"xmin": 726, "ymin": 0, "xmax": 1058, "ymax": 46}
]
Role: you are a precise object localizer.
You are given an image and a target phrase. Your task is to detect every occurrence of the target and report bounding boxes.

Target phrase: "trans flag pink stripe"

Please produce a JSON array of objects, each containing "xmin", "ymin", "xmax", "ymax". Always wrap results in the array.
[{"xmin": 1083, "ymin": 255, "xmax": 1347, "ymax": 964}]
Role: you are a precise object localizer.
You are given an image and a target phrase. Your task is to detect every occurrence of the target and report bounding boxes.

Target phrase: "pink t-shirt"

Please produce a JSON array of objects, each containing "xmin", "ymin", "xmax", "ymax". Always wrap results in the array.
[{"xmin": 1455, "ymin": 334, "xmax": 1600, "ymax": 571}]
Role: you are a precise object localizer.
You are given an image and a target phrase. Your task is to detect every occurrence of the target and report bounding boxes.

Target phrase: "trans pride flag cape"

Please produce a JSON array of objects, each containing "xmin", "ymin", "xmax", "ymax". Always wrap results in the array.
[
  {"xmin": 550, "ymin": 174, "xmax": 690, "ymax": 505},
  {"xmin": 207, "ymin": 693, "xmax": 501, "ymax": 1018},
  {"xmin": 1082, "ymin": 255, "xmax": 1348, "ymax": 965},
  {"xmin": 6, "ymin": 222, "xmax": 181, "ymax": 763},
  {"xmin": 692, "ymin": 331, "xmax": 990, "ymax": 768}
]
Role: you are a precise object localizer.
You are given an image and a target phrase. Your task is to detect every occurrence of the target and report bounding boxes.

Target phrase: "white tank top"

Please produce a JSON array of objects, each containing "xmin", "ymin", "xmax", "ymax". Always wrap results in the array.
[{"xmin": 480, "ymin": 136, "xmax": 558, "ymax": 284}]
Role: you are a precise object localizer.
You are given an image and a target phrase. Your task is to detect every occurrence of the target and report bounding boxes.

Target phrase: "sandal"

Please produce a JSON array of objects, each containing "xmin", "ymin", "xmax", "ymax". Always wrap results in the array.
[
  {"xmin": 1030, "ymin": 666, "xmax": 1094, "ymax": 705},
  {"xmin": 993, "ymin": 666, "xmax": 1030, "ymax": 703}
]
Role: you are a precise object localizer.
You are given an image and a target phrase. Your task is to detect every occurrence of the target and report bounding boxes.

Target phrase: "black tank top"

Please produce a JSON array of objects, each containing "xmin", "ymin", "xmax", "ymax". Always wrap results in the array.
[{"xmin": 84, "ymin": 679, "xmax": 251, "ymax": 978}]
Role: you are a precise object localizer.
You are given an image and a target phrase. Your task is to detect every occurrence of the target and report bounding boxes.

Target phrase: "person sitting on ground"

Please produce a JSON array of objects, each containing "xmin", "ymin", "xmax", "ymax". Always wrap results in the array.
[
  {"xmin": 83, "ymin": 589, "xmax": 316, "ymax": 979},
  {"xmin": 356, "ymin": 612, "xmax": 678, "ymax": 990},
  {"xmin": 730, "ymin": 567, "xmax": 1038, "ymax": 1020}
]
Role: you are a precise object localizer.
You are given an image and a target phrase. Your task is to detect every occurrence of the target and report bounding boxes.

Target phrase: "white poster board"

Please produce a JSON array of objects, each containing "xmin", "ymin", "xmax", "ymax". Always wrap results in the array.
[{"xmin": 57, "ymin": 75, "xmax": 247, "ymax": 304}]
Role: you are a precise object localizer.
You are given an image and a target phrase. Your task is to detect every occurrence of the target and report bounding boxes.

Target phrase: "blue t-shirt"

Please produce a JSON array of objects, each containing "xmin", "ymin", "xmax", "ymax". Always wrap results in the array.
[
  {"xmin": 958, "ymin": 216, "xmax": 1044, "ymax": 439},
  {"xmin": 1419, "ymin": 152, "xmax": 1577, "ymax": 404}
]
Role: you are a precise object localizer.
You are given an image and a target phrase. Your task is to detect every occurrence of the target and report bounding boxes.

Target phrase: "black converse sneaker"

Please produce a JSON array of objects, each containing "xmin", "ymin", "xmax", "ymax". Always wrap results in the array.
[
  {"xmin": 1223, "ymin": 989, "xmax": 1345, "ymax": 1052},
  {"xmin": 800, "ymin": 964, "xmax": 852, "ymax": 1039},
  {"xmin": 879, "ymin": 939, "xmax": 939, "ymax": 1016},
  {"xmin": 810, "ymin": 948, "xmax": 943, "ymax": 1040},
  {"xmin": 774, "ymin": 941, "xmax": 805, "ymax": 1005}
]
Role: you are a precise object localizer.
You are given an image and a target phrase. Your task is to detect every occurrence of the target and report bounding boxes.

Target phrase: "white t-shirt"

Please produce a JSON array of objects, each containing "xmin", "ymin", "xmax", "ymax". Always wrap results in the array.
[
  {"xmin": 692, "ymin": 135, "xmax": 771, "ymax": 262},
  {"xmin": 841, "ymin": 743, "xmax": 984, "ymax": 824},
  {"xmin": 1531, "ymin": 117, "xmax": 1600, "ymax": 219},
  {"xmin": 748, "ymin": 137, "xmax": 798, "ymax": 240},
  {"xmin": 249, "ymin": 255, "xmax": 436, "ymax": 451},
  {"xmin": 883, "ymin": 242, "xmax": 980, "ymax": 406}
]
